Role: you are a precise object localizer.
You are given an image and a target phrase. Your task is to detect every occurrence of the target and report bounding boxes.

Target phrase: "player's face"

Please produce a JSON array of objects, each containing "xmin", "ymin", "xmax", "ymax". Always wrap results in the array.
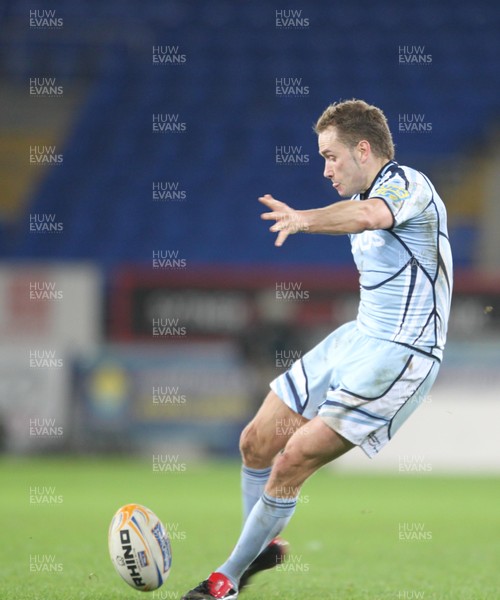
[{"xmin": 318, "ymin": 127, "xmax": 367, "ymax": 198}]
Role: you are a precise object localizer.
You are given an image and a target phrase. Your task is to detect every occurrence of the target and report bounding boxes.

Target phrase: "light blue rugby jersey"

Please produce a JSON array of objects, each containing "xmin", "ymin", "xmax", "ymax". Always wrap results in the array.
[{"xmin": 349, "ymin": 161, "xmax": 453, "ymax": 360}]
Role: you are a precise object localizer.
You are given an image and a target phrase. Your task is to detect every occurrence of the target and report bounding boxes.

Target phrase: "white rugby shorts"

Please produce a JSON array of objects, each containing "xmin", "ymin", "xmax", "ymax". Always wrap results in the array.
[{"xmin": 270, "ymin": 321, "xmax": 440, "ymax": 457}]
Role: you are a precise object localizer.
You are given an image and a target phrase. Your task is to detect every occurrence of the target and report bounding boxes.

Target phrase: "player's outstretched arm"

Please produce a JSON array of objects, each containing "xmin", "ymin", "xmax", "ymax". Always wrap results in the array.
[{"xmin": 259, "ymin": 194, "xmax": 393, "ymax": 246}]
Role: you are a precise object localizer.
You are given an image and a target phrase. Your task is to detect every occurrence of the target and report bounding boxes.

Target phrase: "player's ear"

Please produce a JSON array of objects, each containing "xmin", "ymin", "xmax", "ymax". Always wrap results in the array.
[{"xmin": 357, "ymin": 140, "xmax": 370, "ymax": 163}]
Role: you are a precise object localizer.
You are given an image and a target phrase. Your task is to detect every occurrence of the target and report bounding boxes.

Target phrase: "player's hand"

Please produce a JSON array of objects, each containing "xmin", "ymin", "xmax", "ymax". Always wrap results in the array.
[{"xmin": 259, "ymin": 194, "xmax": 308, "ymax": 247}]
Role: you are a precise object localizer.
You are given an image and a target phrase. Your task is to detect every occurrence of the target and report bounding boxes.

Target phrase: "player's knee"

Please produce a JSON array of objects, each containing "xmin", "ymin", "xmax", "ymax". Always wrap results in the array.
[
  {"xmin": 266, "ymin": 449, "xmax": 305, "ymax": 496},
  {"xmin": 270, "ymin": 441, "xmax": 319, "ymax": 490},
  {"xmin": 240, "ymin": 422, "xmax": 271, "ymax": 468},
  {"xmin": 273, "ymin": 447, "xmax": 302, "ymax": 476}
]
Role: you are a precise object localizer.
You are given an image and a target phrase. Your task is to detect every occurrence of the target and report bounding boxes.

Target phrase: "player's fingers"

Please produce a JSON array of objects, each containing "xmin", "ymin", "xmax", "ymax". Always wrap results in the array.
[
  {"xmin": 270, "ymin": 217, "xmax": 291, "ymax": 232},
  {"xmin": 258, "ymin": 195, "xmax": 284, "ymax": 209},
  {"xmin": 261, "ymin": 211, "xmax": 282, "ymax": 221},
  {"xmin": 275, "ymin": 229, "xmax": 289, "ymax": 247}
]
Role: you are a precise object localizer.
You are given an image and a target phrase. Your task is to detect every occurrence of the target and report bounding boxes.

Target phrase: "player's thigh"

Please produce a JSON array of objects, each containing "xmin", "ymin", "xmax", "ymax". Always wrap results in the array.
[
  {"xmin": 240, "ymin": 390, "xmax": 308, "ymax": 463},
  {"xmin": 266, "ymin": 416, "xmax": 354, "ymax": 495}
]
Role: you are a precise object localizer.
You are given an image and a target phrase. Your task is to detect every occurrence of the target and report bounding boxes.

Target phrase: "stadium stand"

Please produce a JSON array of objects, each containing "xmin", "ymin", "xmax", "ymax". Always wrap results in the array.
[{"xmin": 1, "ymin": 0, "xmax": 499, "ymax": 266}]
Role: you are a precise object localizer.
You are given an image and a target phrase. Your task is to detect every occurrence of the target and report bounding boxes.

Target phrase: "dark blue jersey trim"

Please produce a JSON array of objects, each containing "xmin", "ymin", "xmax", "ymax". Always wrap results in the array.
[
  {"xmin": 438, "ymin": 248, "xmax": 451, "ymax": 292},
  {"xmin": 392, "ymin": 340, "xmax": 441, "ymax": 362},
  {"xmin": 285, "ymin": 371, "xmax": 303, "ymax": 415},
  {"xmin": 338, "ymin": 355, "xmax": 413, "ymax": 401},
  {"xmin": 388, "ymin": 229, "xmax": 434, "ymax": 285},
  {"xmin": 412, "ymin": 309, "xmax": 436, "ymax": 346},
  {"xmin": 360, "ymin": 161, "xmax": 398, "ymax": 199},
  {"xmin": 300, "ymin": 359, "xmax": 310, "ymax": 414},
  {"xmin": 361, "ymin": 258, "xmax": 411, "ymax": 290},
  {"xmin": 388, "ymin": 361, "xmax": 435, "ymax": 439},
  {"xmin": 397, "ymin": 261, "xmax": 418, "ymax": 336},
  {"xmin": 322, "ymin": 399, "xmax": 390, "ymax": 423}
]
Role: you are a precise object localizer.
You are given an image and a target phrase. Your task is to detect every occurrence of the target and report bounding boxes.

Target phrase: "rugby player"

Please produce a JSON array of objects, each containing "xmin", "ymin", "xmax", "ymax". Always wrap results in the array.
[{"xmin": 181, "ymin": 99, "xmax": 453, "ymax": 599}]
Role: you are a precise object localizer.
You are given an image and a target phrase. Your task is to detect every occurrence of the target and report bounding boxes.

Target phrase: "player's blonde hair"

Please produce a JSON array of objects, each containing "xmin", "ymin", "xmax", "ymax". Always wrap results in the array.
[{"xmin": 314, "ymin": 99, "xmax": 395, "ymax": 160}]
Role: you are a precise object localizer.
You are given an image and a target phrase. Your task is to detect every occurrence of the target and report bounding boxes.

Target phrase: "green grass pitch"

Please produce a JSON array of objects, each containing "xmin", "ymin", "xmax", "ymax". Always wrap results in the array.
[{"xmin": 2, "ymin": 457, "xmax": 499, "ymax": 600}]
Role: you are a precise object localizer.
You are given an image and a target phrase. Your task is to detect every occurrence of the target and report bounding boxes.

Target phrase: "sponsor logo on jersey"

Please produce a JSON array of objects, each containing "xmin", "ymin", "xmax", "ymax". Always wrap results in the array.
[
  {"xmin": 375, "ymin": 183, "xmax": 410, "ymax": 203},
  {"xmin": 351, "ymin": 231, "xmax": 386, "ymax": 253}
]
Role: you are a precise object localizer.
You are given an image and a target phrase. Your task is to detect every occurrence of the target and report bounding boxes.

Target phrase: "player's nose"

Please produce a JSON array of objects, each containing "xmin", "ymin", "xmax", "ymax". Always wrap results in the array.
[{"xmin": 323, "ymin": 162, "xmax": 334, "ymax": 179}]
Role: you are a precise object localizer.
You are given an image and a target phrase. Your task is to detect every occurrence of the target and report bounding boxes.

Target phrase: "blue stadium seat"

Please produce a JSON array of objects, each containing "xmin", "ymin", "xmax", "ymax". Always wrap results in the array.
[{"xmin": 4, "ymin": 0, "xmax": 499, "ymax": 268}]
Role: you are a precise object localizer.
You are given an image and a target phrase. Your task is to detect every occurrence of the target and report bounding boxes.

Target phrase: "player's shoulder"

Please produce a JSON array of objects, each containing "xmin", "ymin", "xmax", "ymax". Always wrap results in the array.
[
  {"xmin": 379, "ymin": 163, "xmax": 433, "ymax": 202},
  {"xmin": 379, "ymin": 162, "xmax": 428, "ymax": 188}
]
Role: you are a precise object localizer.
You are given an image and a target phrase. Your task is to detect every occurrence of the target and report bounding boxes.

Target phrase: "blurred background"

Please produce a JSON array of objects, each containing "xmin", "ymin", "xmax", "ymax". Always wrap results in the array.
[{"xmin": 1, "ymin": 0, "xmax": 499, "ymax": 471}]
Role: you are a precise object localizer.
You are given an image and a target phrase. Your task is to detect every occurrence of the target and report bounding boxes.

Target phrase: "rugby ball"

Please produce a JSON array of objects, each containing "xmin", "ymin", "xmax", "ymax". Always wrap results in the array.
[{"xmin": 108, "ymin": 503, "xmax": 172, "ymax": 591}]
